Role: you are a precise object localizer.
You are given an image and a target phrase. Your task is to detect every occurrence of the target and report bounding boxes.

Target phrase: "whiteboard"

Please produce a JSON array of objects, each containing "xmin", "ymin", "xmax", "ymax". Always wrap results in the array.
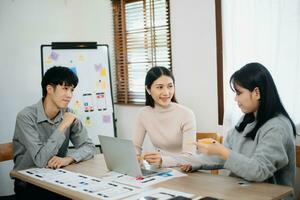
[{"xmin": 41, "ymin": 43, "xmax": 116, "ymax": 145}]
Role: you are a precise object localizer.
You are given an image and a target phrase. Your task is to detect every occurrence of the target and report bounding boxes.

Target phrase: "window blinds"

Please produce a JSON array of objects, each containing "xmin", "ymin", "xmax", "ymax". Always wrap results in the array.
[{"xmin": 113, "ymin": 0, "xmax": 172, "ymax": 104}]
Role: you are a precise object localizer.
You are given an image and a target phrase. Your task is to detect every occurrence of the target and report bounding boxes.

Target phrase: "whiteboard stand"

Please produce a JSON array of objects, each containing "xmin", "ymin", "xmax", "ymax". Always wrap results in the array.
[{"xmin": 41, "ymin": 42, "xmax": 117, "ymax": 146}]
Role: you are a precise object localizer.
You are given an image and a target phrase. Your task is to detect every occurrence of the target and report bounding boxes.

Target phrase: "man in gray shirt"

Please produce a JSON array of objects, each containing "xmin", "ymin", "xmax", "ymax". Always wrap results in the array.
[{"xmin": 13, "ymin": 66, "xmax": 95, "ymax": 199}]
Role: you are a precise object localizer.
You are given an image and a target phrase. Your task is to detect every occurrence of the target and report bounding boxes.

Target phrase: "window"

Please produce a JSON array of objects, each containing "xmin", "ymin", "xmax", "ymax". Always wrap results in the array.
[{"xmin": 113, "ymin": 0, "xmax": 172, "ymax": 104}]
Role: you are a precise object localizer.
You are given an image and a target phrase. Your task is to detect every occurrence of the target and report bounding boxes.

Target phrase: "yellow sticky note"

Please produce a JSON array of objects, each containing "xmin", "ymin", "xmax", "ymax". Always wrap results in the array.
[
  {"xmin": 100, "ymin": 68, "xmax": 107, "ymax": 77},
  {"xmin": 45, "ymin": 57, "xmax": 52, "ymax": 64}
]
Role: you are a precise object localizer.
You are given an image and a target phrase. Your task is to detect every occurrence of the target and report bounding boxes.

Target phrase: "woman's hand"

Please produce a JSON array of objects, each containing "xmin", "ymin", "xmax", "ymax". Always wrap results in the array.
[
  {"xmin": 143, "ymin": 151, "xmax": 162, "ymax": 167},
  {"xmin": 195, "ymin": 138, "xmax": 230, "ymax": 160},
  {"xmin": 180, "ymin": 164, "xmax": 192, "ymax": 172}
]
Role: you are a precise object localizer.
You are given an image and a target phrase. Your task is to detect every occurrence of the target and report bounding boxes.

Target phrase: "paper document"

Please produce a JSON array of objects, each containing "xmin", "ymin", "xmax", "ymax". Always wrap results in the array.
[
  {"xmin": 112, "ymin": 168, "xmax": 187, "ymax": 188},
  {"xmin": 19, "ymin": 168, "xmax": 140, "ymax": 200}
]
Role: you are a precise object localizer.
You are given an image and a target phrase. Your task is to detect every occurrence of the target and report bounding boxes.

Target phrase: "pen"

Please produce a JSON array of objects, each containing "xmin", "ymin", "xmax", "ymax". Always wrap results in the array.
[{"xmin": 141, "ymin": 178, "xmax": 155, "ymax": 183}]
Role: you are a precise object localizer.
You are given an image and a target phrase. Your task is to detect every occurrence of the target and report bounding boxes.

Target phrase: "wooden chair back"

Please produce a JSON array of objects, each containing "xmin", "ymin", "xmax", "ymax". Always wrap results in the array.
[
  {"xmin": 196, "ymin": 132, "xmax": 223, "ymax": 175},
  {"xmin": 0, "ymin": 142, "xmax": 13, "ymax": 162}
]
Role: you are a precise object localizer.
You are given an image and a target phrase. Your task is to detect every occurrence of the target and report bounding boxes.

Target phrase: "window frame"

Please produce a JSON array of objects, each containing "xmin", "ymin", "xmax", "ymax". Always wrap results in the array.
[{"xmin": 215, "ymin": 0, "xmax": 224, "ymax": 125}]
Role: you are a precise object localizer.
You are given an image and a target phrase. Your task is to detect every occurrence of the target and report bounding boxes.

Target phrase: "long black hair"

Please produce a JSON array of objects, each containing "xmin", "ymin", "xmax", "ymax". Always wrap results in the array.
[
  {"xmin": 145, "ymin": 66, "xmax": 177, "ymax": 107},
  {"xmin": 230, "ymin": 62, "xmax": 296, "ymax": 139}
]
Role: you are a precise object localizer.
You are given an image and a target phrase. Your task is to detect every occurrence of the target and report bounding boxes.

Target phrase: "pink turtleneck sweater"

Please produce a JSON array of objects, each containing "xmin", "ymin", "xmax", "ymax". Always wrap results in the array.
[{"xmin": 133, "ymin": 102, "xmax": 197, "ymax": 167}]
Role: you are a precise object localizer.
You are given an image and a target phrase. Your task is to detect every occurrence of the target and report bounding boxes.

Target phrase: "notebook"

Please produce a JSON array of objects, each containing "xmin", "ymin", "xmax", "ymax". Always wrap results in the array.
[{"xmin": 98, "ymin": 135, "xmax": 170, "ymax": 177}]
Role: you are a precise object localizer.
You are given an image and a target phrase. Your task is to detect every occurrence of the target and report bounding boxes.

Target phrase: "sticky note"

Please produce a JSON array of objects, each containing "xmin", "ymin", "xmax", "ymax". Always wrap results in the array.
[
  {"xmin": 50, "ymin": 51, "xmax": 59, "ymax": 61},
  {"xmin": 103, "ymin": 115, "xmax": 111, "ymax": 123}
]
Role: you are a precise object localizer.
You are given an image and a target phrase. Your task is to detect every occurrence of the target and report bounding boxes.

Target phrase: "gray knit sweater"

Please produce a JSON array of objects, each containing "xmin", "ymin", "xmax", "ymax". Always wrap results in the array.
[{"xmin": 193, "ymin": 115, "xmax": 295, "ymax": 199}]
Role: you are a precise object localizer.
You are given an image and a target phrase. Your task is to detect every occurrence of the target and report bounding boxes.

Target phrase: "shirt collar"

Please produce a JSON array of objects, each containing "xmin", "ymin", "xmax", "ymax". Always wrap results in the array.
[{"xmin": 36, "ymin": 98, "xmax": 64, "ymax": 124}]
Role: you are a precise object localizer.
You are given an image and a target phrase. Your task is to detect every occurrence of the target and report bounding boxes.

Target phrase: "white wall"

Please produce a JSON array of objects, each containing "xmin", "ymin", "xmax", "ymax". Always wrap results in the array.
[
  {"xmin": 0, "ymin": 0, "xmax": 114, "ymax": 195},
  {"xmin": 0, "ymin": 0, "xmax": 219, "ymax": 196},
  {"xmin": 171, "ymin": 0, "xmax": 219, "ymax": 132}
]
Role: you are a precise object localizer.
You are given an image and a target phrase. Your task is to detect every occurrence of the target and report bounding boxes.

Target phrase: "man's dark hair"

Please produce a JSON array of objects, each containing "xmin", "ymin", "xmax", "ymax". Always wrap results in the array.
[{"xmin": 41, "ymin": 66, "xmax": 78, "ymax": 97}]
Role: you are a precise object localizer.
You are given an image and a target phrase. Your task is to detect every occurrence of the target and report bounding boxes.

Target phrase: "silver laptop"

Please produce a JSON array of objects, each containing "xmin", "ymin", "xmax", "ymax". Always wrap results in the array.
[{"xmin": 98, "ymin": 135, "xmax": 170, "ymax": 177}]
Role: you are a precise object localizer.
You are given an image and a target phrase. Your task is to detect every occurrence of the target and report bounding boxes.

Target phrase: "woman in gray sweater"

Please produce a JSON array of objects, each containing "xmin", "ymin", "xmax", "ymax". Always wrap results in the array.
[{"xmin": 182, "ymin": 62, "xmax": 296, "ymax": 199}]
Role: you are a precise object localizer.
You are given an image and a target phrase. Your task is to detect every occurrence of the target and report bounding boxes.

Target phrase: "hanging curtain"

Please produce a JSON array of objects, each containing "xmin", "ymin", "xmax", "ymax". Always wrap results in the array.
[{"xmin": 222, "ymin": 0, "xmax": 300, "ymax": 133}]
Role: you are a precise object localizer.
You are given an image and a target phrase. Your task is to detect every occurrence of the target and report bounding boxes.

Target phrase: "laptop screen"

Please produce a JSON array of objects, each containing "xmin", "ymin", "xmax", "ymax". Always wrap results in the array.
[{"xmin": 98, "ymin": 135, "xmax": 143, "ymax": 177}]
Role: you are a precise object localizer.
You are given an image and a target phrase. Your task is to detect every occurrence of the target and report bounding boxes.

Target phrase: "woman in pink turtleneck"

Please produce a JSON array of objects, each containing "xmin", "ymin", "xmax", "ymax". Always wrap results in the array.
[{"xmin": 133, "ymin": 66, "xmax": 197, "ymax": 167}]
